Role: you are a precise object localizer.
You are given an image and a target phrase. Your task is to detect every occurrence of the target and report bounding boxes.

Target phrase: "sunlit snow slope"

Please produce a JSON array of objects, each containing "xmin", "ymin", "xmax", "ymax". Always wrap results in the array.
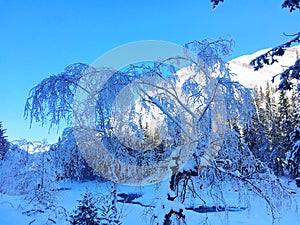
[{"xmin": 229, "ymin": 45, "xmax": 300, "ymax": 89}]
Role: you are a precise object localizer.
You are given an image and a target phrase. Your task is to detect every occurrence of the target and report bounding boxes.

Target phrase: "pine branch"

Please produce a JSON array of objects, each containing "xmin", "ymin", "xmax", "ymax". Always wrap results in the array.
[{"xmin": 250, "ymin": 33, "xmax": 300, "ymax": 71}]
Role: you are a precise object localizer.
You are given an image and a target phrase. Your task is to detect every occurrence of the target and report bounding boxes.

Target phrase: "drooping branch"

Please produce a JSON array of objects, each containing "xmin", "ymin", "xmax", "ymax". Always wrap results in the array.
[
  {"xmin": 24, "ymin": 63, "xmax": 89, "ymax": 129},
  {"xmin": 276, "ymin": 58, "xmax": 300, "ymax": 90}
]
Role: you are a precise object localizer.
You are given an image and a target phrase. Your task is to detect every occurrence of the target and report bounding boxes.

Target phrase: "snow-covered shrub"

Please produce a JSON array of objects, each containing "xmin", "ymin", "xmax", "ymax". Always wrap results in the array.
[
  {"xmin": 69, "ymin": 185, "xmax": 122, "ymax": 225},
  {"xmin": 69, "ymin": 191, "xmax": 100, "ymax": 225},
  {"xmin": 0, "ymin": 140, "xmax": 57, "ymax": 206},
  {"xmin": 97, "ymin": 184, "xmax": 122, "ymax": 225}
]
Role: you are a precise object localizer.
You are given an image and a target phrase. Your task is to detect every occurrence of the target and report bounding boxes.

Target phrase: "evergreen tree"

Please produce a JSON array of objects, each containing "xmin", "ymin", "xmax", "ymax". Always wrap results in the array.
[
  {"xmin": 244, "ymin": 112, "xmax": 270, "ymax": 164},
  {"xmin": 262, "ymin": 84, "xmax": 283, "ymax": 174},
  {"xmin": 256, "ymin": 86, "xmax": 266, "ymax": 125},
  {"xmin": 286, "ymin": 127, "xmax": 300, "ymax": 177},
  {"xmin": 243, "ymin": 88, "xmax": 270, "ymax": 164},
  {"xmin": 278, "ymin": 90, "xmax": 292, "ymax": 136},
  {"xmin": 285, "ymin": 88, "xmax": 300, "ymax": 177},
  {"xmin": 70, "ymin": 191, "xmax": 100, "ymax": 225},
  {"xmin": 290, "ymin": 88, "xmax": 300, "ymax": 128},
  {"xmin": 248, "ymin": 84, "xmax": 292, "ymax": 175},
  {"xmin": 264, "ymin": 82, "xmax": 278, "ymax": 146},
  {"xmin": 0, "ymin": 122, "xmax": 9, "ymax": 160},
  {"xmin": 270, "ymin": 89, "xmax": 293, "ymax": 175}
]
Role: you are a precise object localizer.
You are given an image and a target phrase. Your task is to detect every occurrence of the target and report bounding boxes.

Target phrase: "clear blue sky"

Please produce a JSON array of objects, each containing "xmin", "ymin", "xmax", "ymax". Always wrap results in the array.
[{"xmin": 0, "ymin": 0, "xmax": 299, "ymax": 143}]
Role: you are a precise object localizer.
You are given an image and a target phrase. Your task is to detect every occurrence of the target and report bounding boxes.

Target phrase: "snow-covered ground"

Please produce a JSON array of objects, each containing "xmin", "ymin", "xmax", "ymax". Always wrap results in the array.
[{"xmin": 0, "ymin": 179, "xmax": 299, "ymax": 225}]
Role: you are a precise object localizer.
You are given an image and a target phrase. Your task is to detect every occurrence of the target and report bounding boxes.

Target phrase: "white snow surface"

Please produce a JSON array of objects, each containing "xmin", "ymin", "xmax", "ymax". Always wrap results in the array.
[
  {"xmin": 12, "ymin": 140, "xmax": 50, "ymax": 154},
  {"xmin": 229, "ymin": 45, "xmax": 300, "ymax": 89},
  {"xmin": 0, "ymin": 179, "xmax": 299, "ymax": 225}
]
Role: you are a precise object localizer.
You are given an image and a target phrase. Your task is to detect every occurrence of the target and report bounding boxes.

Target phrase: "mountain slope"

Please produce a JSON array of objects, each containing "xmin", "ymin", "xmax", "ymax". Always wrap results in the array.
[
  {"xmin": 11, "ymin": 139, "xmax": 50, "ymax": 154},
  {"xmin": 229, "ymin": 45, "xmax": 300, "ymax": 89}
]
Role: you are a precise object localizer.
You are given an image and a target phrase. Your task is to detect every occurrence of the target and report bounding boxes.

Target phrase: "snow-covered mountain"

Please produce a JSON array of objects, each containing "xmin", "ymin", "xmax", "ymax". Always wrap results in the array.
[
  {"xmin": 11, "ymin": 139, "xmax": 50, "ymax": 154},
  {"xmin": 229, "ymin": 45, "xmax": 300, "ymax": 89}
]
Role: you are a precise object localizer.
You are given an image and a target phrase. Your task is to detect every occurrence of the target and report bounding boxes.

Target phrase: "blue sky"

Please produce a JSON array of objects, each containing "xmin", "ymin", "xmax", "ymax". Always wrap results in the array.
[{"xmin": 0, "ymin": 0, "xmax": 299, "ymax": 143}]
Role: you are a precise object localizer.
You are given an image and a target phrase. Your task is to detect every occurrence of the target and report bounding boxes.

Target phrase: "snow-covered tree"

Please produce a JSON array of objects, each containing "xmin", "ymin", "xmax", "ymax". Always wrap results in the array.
[
  {"xmin": 269, "ymin": 90, "xmax": 293, "ymax": 175},
  {"xmin": 243, "ymin": 109, "xmax": 270, "ymax": 165},
  {"xmin": 69, "ymin": 191, "xmax": 100, "ymax": 225},
  {"xmin": 286, "ymin": 127, "xmax": 300, "ymax": 177},
  {"xmin": 24, "ymin": 38, "xmax": 290, "ymax": 224},
  {"xmin": 264, "ymin": 82, "xmax": 278, "ymax": 142},
  {"xmin": 0, "ymin": 142, "xmax": 31, "ymax": 195},
  {"xmin": 28, "ymin": 146, "xmax": 58, "ymax": 206},
  {"xmin": 0, "ymin": 121, "xmax": 9, "ymax": 160},
  {"xmin": 278, "ymin": 90, "xmax": 292, "ymax": 136},
  {"xmin": 247, "ymin": 83, "xmax": 295, "ymax": 175},
  {"xmin": 0, "ymin": 140, "xmax": 58, "ymax": 206},
  {"xmin": 24, "ymin": 39, "xmax": 239, "ymax": 184},
  {"xmin": 290, "ymin": 88, "xmax": 300, "ymax": 128},
  {"xmin": 50, "ymin": 127, "xmax": 95, "ymax": 181},
  {"xmin": 286, "ymin": 88, "xmax": 300, "ymax": 177},
  {"xmin": 98, "ymin": 183, "xmax": 121, "ymax": 225}
]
